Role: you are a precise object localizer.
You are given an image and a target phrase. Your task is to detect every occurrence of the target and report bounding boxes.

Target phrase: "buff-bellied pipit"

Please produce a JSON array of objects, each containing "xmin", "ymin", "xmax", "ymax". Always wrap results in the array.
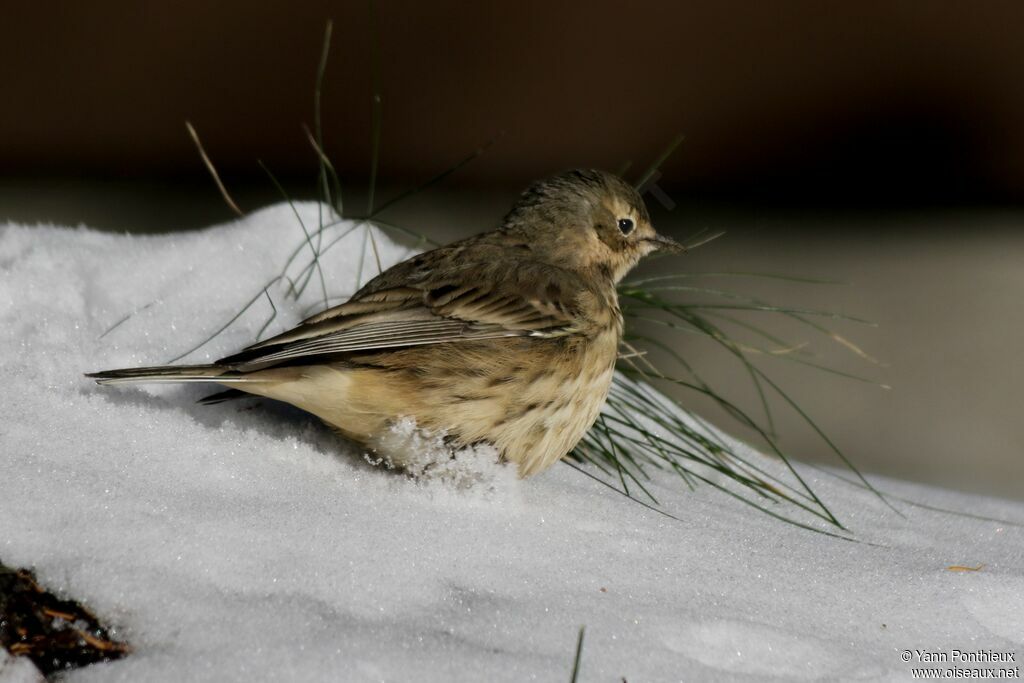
[{"xmin": 88, "ymin": 169, "xmax": 682, "ymax": 476}]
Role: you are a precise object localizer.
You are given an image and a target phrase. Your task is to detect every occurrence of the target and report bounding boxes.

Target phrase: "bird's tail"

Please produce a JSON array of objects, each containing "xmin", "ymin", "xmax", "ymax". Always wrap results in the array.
[{"xmin": 85, "ymin": 364, "xmax": 258, "ymax": 386}]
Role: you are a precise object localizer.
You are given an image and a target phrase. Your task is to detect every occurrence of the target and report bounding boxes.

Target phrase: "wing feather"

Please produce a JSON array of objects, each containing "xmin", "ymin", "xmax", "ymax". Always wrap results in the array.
[
  {"xmin": 232, "ymin": 320, "xmax": 522, "ymax": 367},
  {"xmin": 218, "ymin": 252, "xmax": 585, "ymax": 371}
]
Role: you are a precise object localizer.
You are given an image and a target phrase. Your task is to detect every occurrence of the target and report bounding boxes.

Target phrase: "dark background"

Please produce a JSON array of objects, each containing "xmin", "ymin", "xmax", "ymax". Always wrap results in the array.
[
  {"xmin": 4, "ymin": 1, "xmax": 1024, "ymax": 208},
  {"xmin": 3, "ymin": 2, "xmax": 1022, "ymax": 499}
]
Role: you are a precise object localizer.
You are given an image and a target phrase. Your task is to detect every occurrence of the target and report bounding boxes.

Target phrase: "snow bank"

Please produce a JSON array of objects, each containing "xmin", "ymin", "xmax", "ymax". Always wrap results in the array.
[{"xmin": 1, "ymin": 204, "xmax": 1022, "ymax": 681}]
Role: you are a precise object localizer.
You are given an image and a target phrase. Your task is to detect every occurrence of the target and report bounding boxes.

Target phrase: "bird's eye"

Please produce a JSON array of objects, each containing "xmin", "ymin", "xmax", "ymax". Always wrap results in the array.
[{"xmin": 617, "ymin": 218, "xmax": 635, "ymax": 235}]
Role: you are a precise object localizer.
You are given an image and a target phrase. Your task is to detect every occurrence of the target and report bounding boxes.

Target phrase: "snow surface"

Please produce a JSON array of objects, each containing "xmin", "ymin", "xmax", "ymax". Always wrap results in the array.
[{"xmin": 1, "ymin": 203, "xmax": 1022, "ymax": 682}]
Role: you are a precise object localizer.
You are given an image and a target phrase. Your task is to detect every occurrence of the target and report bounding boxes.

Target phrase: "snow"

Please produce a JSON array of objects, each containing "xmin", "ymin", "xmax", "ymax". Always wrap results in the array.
[
  {"xmin": 0, "ymin": 651, "xmax": 43, "ymax": 683},
  {"xmin": 1, "ymin": 203, "xmax": 1022, "ymax": 681}
]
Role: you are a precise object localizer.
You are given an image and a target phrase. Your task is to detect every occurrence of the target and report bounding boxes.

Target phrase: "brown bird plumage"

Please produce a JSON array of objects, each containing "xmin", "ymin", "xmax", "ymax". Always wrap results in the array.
[{"xmin": 87, "ymin": 169, "xmax": 682, "ymax": 476}]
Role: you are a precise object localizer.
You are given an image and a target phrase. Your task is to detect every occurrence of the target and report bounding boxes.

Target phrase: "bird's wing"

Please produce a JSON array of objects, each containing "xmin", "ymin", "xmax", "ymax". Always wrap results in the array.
[{"xmin": 217, "ymin": 256, "xmax": 584, "ymax": 371}]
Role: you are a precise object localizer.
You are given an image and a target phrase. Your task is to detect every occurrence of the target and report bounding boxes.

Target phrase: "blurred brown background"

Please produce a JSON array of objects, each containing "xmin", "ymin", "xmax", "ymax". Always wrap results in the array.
[
  {"xmin": 5, "ymin": 1, "xmax": 1024, "ymax": 202},
  {"xmin": 3, "ymin": 1, "xmax": 1022, "ymax": 499}
]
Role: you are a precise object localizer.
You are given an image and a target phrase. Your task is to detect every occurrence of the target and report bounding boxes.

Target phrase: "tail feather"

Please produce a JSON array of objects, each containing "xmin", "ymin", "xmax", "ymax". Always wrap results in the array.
[
  {"xmin": 85, "ymin": 364, "xmax": 260, "ymax": 386},
  {"xmin": 196, "ymin": 388, "xmax": 250, "ymax": 405}
]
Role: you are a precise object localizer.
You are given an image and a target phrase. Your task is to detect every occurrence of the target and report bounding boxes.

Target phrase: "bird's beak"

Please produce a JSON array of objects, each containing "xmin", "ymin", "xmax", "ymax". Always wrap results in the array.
[{"xmin": 645, "ymin": 234, "xmax": 686, "ymax": 254}]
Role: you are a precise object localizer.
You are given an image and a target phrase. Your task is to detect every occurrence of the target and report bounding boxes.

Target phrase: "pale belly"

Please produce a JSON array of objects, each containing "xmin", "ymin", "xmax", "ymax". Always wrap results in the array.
[
  {"xmin": 311, "ymin": 329, "xmax": 619, "ymax": 476},
  {"xmin": 496, "ymin": 351, "xmax": 617, "ymax": 476},
  {"xmin": 265, "ymin": 327, "xmax": 621, "ymax": 477}
]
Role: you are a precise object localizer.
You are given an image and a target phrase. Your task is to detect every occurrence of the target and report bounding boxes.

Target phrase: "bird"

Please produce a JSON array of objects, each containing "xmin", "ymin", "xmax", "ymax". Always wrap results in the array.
[{"xmin": 87, "ymin": 169, "xmax": 683, "ymax": 477}]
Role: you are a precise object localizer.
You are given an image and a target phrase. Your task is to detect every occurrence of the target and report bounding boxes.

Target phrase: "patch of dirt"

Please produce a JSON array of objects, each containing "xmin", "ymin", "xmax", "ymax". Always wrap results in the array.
[{"xmin": 0, "ymin": 561, "xmax": 130, "ymax": 677}]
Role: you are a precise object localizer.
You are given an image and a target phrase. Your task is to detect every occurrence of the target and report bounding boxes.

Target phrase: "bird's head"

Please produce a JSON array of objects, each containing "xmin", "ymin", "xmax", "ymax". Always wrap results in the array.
[{"xmin": 502, "ymin": 169, "xmax": 682, "ymax": 283}]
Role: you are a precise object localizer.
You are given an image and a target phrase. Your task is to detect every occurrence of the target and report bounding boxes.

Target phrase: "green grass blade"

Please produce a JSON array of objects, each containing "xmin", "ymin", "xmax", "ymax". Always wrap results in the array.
[{"xmin": 569, "ymin": 626, "xmax": 585, "ymax": 683}]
